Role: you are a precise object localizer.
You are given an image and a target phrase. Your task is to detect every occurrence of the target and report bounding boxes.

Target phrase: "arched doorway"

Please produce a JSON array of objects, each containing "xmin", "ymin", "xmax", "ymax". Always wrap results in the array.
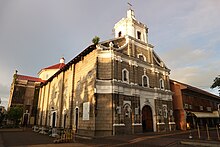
[
  {"xmin": 52, "ymin": 111, "xmax": 56, "ymax": 128},
  {"xmin": 142, "ymin": 105, "xmax": 153, "ymax": 132},
  {"xmin": 63, "ymin": 113, "xmax": 67, "ymax": 128},
  {"xmin": 75, "ymin": 108, "xmax": 79, "ymax": 133}
]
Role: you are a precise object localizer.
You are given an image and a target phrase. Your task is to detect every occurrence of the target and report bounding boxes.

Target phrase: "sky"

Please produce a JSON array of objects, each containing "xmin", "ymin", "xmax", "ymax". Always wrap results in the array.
[{"xmin": 0, "ymin": 0, "xmax": 220, "ymax": 109}]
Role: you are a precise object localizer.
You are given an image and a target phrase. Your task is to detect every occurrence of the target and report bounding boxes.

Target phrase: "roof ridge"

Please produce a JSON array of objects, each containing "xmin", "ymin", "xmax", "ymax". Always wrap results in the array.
[
  {"xmin": 43, "ymin": 63, "xmax": 65, "ymax": 70},
  {"xmin": 17, "ymin": 74, "xmax": 44, "ymax": 82},
  {"xmin": 170, "ymin": 79, "xmax": 220, "ymax": 99}
]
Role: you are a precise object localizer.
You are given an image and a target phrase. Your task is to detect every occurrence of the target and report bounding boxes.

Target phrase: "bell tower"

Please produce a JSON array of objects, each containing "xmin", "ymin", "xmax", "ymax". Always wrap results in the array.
[{"xmin": 114, "ymin": 8, "xmax": 148, "ymax": 44}]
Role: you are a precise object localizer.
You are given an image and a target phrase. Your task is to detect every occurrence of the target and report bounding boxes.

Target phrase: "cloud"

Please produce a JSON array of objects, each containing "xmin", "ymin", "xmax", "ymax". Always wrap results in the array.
[
  {"xmin": 146, "ymin": 1, "xmax": 220, "ymax": 53},
  {"xmin": 0, "ymin": 0, "xmax": 220, "ymax": 107},
  {"xmin": 162, "ymin": 44, "xmax": 219, "ymax": 96},
  {"xmin": 170, "ymin": 65, "xmax": 218, "ymax": 89},
  {"xmin": 0, "ymin": 84, "xmax": 9, "ymax": 98},
  {"xmin": 163, "ymin": 46, "xmax": 213, "ymax": 68},
  {"xmin": 0, "ymin": 83, "xmax": 10, "ymax": 109},
  {"xmin": 169, "ymin": 57, "xmax": 219, "ymax": 95},
  {"xmin": 179, "ymin": 1, "xmax": 220, "ymax": 37}
]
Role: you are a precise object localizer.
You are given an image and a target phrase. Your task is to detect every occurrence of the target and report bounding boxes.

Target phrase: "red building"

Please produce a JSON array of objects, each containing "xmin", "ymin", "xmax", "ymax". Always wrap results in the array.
[{"xmin": 170, "ymin": 80, "xmax": 220, "ymax": 130}]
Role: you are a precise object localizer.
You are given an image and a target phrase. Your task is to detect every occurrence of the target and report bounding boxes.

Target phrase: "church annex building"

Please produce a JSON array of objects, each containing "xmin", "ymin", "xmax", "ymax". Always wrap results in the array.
[{"xmin": 37, "ymin": 9, "xmax": 175, "ymax": 136}]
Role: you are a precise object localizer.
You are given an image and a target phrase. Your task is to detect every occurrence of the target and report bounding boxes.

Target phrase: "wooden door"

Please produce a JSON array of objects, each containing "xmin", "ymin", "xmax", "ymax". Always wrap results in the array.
[{"xmin": 142, "ymin": 105, "xmax": 153, "ymax": 132}]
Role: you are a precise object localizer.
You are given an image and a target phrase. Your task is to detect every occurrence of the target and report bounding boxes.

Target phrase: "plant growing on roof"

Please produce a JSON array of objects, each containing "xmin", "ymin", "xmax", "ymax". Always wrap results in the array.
[
  {"xmin": 13, "ymin": 70, "xmax": 18, "ymax": 83},
  {"xmin": 92, "ymin": 36, "xmax": 100, "ymax": 45}
]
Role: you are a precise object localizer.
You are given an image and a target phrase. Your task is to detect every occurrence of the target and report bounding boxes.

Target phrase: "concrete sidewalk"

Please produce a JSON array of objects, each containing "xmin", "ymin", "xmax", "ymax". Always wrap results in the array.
[
  {"xmin": 0, "ymin": 128, "xmax": 219, "ymax": 147},
  {"xmin": 8, "ymin": 143, "xmax": 87, "ymax": 147},
  {"xmin": 0, "ymin": 133, "xmax": 5, "ymax": 147},
  {"xmin": 180, "ymin": 140, "xmax": 220, "ymax": 147}
]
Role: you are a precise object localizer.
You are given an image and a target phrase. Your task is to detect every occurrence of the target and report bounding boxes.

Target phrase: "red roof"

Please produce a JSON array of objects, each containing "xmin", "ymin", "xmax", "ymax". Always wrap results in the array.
[
  {"xmin": 43, "ymin": 63, "xmax": 65, "ymax": 70},
  {"xmin": 17, "ymin": 74, "xmax": 45, "ymax": 82}
]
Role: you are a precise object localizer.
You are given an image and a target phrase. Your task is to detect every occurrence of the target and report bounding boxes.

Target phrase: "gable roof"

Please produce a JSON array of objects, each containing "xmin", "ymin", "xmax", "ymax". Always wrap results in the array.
[
  {"xmin": 170, "ymin": 79, "xmax": 220, "ymax": 99},
  {"xmin": 17, "ymin": 74, "xmax": 44, "ymax": 83},
  {"xmin": 41, "ymin": 36, "xmax": 169, "ymax": 87},
  {"xmin": 43, "ymin": 63, "xmax": 65, "ymax": 70},
  {"xmin": 41, "ymin": 44, "xmax": 96, "ymax": 86}
]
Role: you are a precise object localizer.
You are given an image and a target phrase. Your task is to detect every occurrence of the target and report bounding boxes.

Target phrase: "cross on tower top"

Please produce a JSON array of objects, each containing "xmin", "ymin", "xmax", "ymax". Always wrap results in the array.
[{"xmin": 127, "ymin": 2, "xmax": 133, "ymax": 10}]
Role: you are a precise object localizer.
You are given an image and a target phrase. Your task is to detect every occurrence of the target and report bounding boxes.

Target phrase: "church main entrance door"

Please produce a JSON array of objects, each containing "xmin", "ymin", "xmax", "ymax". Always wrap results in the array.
[{"xmin": 142, "ymin": 105, "xmax": 153, "ymax": 132}]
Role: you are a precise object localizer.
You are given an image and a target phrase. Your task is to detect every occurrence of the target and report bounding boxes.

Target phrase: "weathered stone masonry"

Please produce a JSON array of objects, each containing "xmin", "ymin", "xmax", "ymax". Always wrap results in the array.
[{"xmin": 37, "ymin": 9, "xmax": 175, "ymax": 137}]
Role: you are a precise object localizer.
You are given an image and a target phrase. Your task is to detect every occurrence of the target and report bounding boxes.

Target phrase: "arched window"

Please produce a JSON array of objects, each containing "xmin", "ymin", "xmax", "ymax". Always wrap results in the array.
[
  {"xmin": 137, "ymin": 31, "xmax": 141, "ymax": 40},
  {"xmin": 138, "ymin": 54, "xmax": 146, "ymax": 61},
  {"xmin": 142, "ymin": 75, "xmax": 149, "ymax": 87},
  {"xmin": 51, "ymin": 111, "xmax": 57, "ymax": 128},
  {"xmin": 118, "ymin": 31, "xmax": 122, "ymax": 37},
  {"xmin": 159, "ymin": 78, "xmax": 165, "ymax": 89},
  {"xmin": 122, "ymin": 69, "xmax": 129, "ymax": 83}
]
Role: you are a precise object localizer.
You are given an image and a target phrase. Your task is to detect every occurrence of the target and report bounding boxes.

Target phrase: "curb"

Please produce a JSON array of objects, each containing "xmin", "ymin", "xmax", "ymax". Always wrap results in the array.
[{"xmin": 181, "ymin": 141, "xmax": 220, "ymax": 147}]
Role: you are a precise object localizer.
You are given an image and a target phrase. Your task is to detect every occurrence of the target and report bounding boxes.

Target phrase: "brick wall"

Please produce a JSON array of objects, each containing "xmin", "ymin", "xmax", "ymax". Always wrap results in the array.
[{"xmin": 97, "ymin": 57, "xmax": 112, "ymax": 80}]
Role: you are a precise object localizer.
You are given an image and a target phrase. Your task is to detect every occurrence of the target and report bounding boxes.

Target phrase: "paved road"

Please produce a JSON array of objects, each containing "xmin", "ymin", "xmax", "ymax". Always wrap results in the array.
[{"xmin": 0, "ymin": 128, "xmax": 220, "ymax": 147}]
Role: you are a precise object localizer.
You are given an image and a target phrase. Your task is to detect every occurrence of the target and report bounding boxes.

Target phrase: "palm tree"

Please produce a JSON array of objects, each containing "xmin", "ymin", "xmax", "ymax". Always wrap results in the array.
[{"xmin": 211, "ymin": 75, "xmax": 220, "ymax": 96}]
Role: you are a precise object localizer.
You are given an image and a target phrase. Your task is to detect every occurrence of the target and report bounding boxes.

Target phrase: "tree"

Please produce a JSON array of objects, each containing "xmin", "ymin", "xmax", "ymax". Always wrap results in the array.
[
  {"xmin": 92, "ymin": 36, "xmax": 100, "ymax": 45},
  {"xmin": 7, "ymin": 106, "xmax": 23, "ymax": 127},
  {"xmin": 211, "ymin": 75, "xmax": 220, "ymax": 95},
  {"xmin": 0, "ymin": 111, "xmax": 5, "ymax": 126}
]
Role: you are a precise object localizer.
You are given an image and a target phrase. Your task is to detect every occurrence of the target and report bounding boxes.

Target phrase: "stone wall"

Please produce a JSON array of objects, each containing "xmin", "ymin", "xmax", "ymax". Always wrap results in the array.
[
  {"xmin": 155, "ymin": 99, "xmax": 175, "ymax": 132},
  {"xmin": 97, "ymin": 55, "xmax": 112, "ymax": 80},
  {"xmin": 73, "ymin": 49, "xmax": 97, "ymax": 136},
  {"xmin": 95, "ymin": 94, "xmax": 113, "ymax": 136},
  {"xmin": 112, "ymin": 50, "xmax": 170, "ymax": 90},
  {"xmin": 113, "ymin": 94, "xmax": 141, "ymax": 135}
]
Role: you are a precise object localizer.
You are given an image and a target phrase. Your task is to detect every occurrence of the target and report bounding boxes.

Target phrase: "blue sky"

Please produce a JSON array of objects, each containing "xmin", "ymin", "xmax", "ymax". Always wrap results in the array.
[{"xmin": 0, "ymin": 0, "xmax": 220, "ymax": 108}]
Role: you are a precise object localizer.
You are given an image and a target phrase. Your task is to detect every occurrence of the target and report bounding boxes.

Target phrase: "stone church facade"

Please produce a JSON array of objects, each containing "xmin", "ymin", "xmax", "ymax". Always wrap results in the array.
[{"xmin": 37, "ymin": 9, "xmax": 175, "ymax": 137}]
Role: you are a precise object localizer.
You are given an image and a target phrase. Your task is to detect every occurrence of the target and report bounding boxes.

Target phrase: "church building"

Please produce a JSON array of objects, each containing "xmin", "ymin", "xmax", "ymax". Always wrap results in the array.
[
  {"xmin": 37, "ymin": 9, "xmax": 175, "ymax": 136},
  {"xmin": 8, "ymin": 58, "xmax": 65, "ymax": 126}
]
